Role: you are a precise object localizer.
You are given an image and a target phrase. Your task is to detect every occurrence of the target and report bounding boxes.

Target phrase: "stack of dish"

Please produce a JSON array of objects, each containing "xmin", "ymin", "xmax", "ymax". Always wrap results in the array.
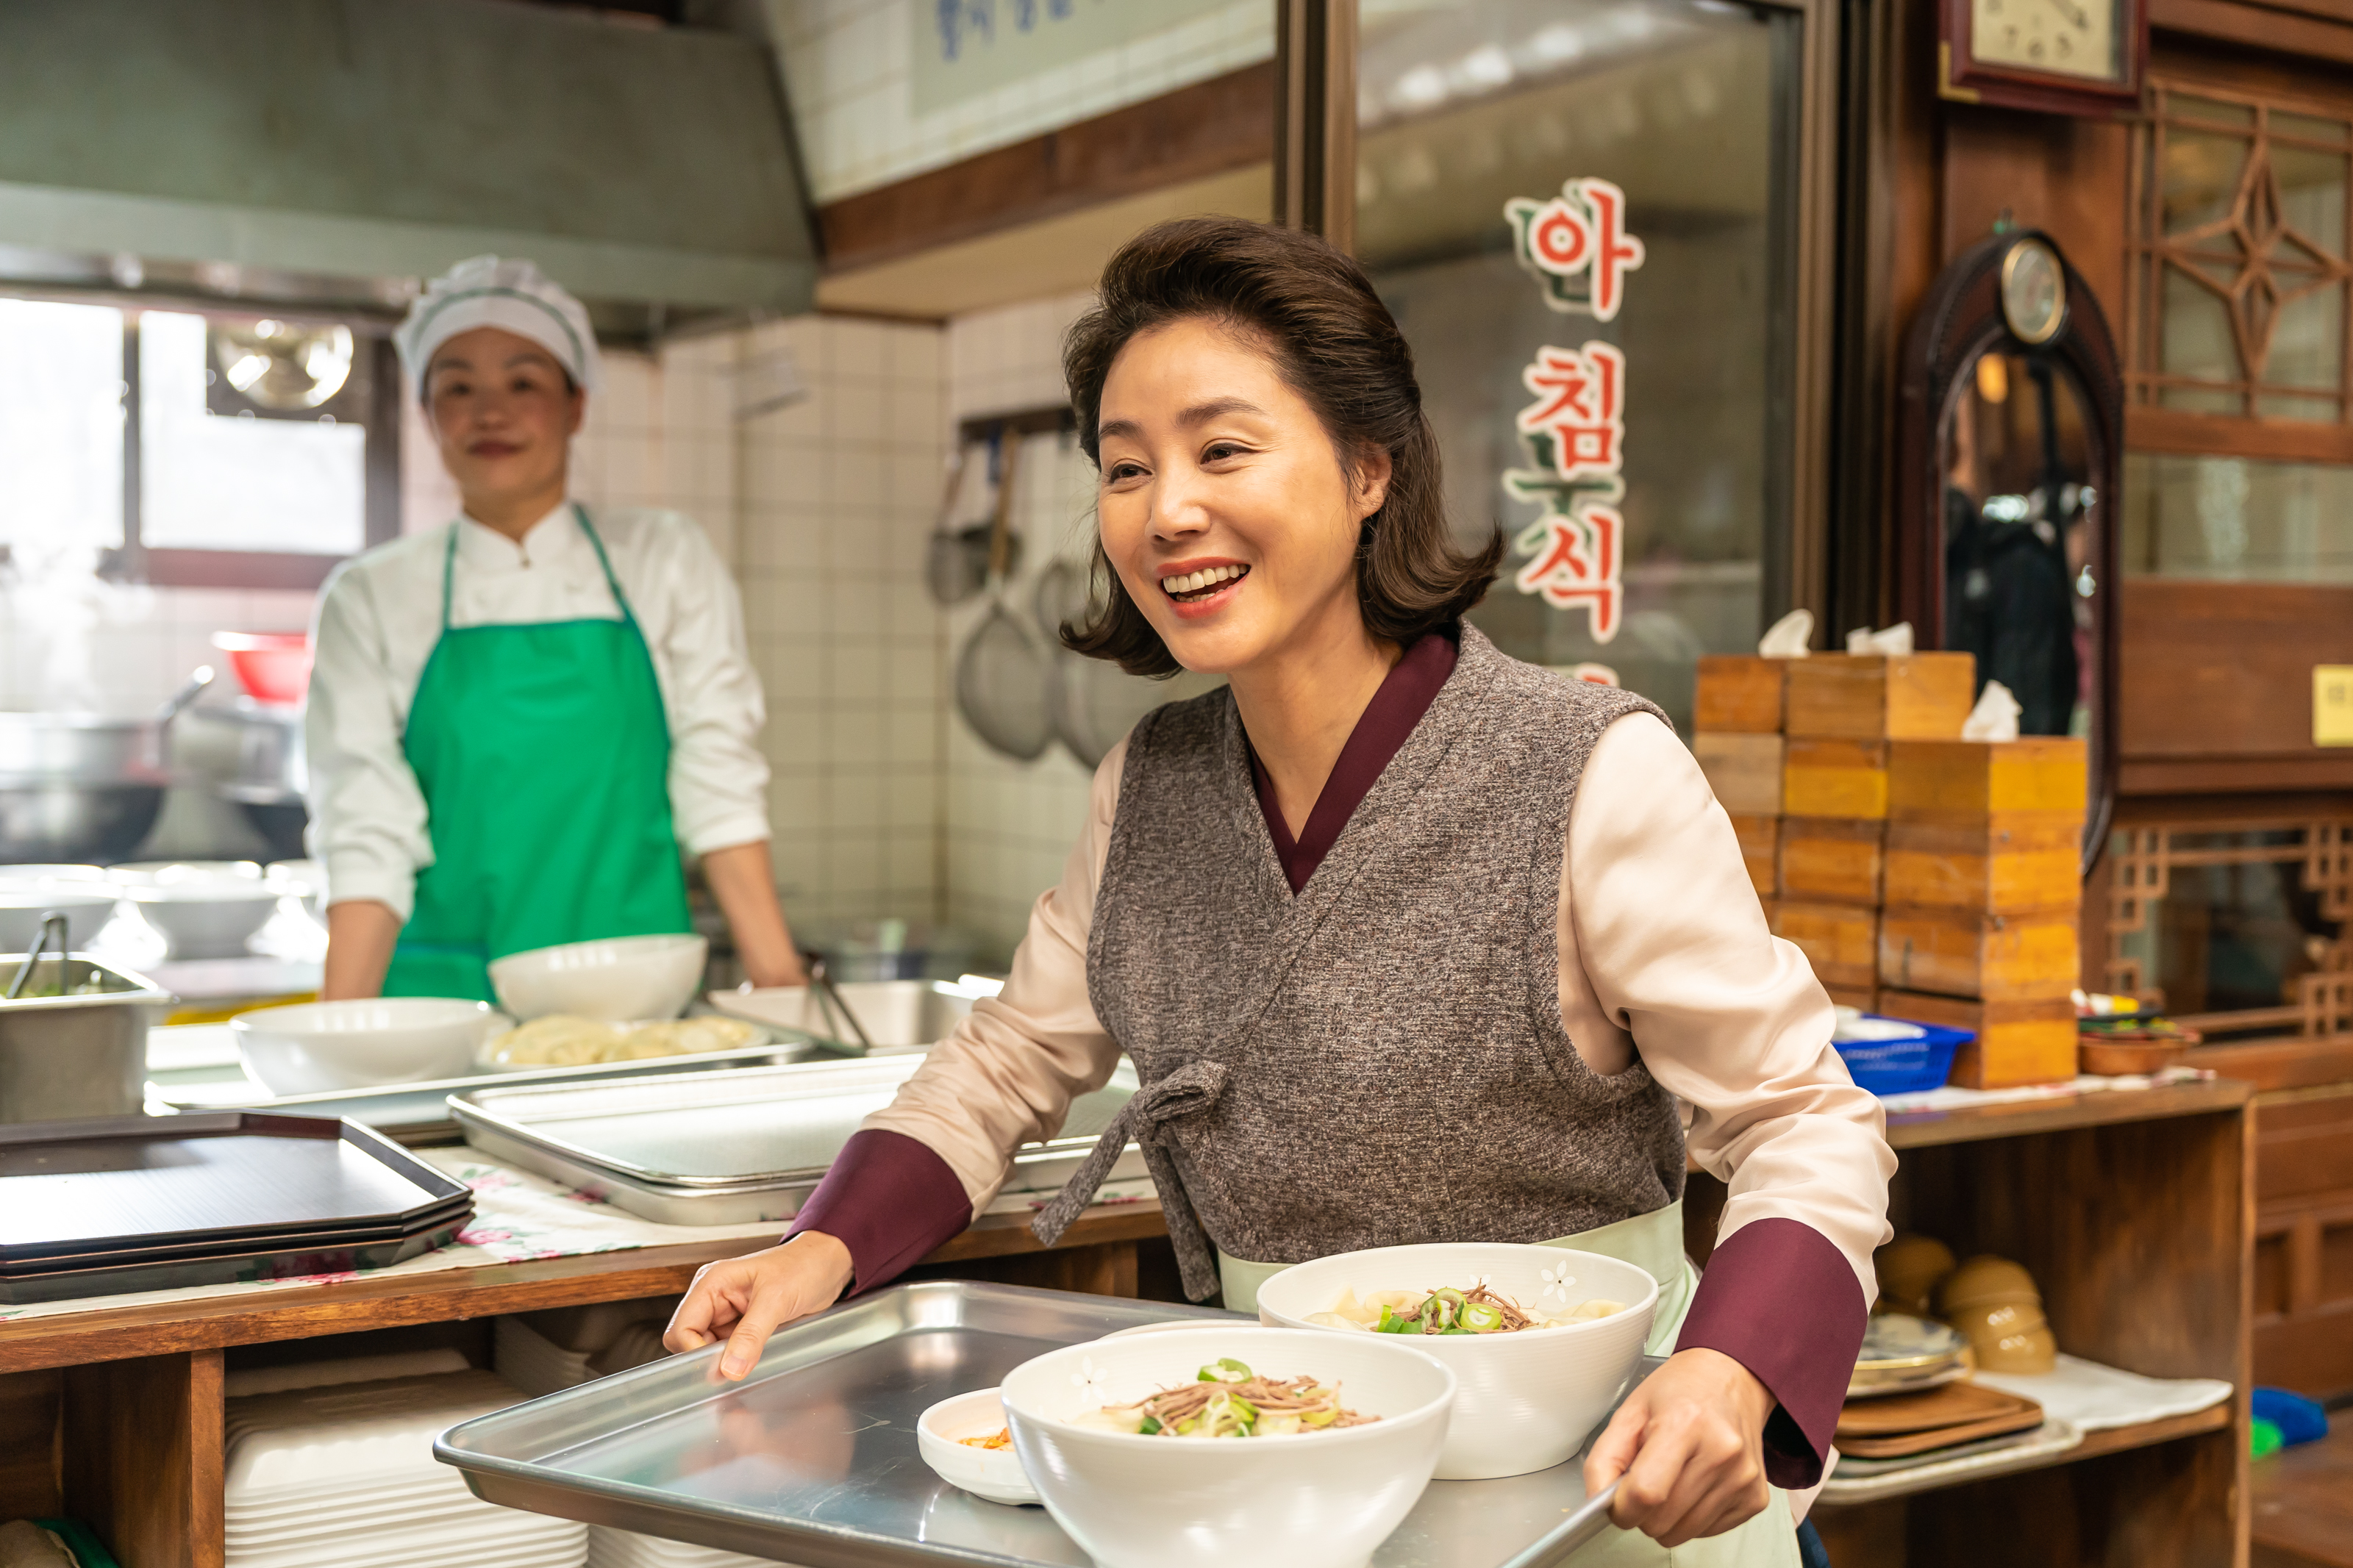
[
  {"xmin": 452, "ymin": 1057, "xmax": 1145, "ymax": 1226},
  {"xmin": 1849, "ymin": 1312, "xmax": 1971, "ymax": 1398},
  {"xmin": 225, "ymin": 1369, "xmax": 585, "ymax": 1568},
  {"xmin": 585, "ymin": 1529, "xmax": 774, "ymax": 1568},
  {"xmin": 0, "ymin": 1113, "xmax": 471, "ymax": 1306}
]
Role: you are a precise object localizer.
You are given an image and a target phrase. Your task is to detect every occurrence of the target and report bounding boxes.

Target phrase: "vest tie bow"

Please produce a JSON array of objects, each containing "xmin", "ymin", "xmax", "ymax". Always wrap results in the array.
[{"xmin": 1031, "ymin": 1057, "xmax": 1229, "ymax": 1300}]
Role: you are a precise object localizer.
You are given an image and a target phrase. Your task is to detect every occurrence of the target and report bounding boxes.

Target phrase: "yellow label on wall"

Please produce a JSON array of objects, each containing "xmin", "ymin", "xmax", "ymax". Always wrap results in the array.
[{"xmin": 2318, "ymin": 665, "xmax": 2353, "ymax": 746}]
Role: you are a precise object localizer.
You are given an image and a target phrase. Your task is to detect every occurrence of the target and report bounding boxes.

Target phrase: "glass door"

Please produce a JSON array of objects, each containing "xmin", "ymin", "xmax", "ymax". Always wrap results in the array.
[{"xmin": 1354, "ymin": 0, "xmax": 1813, "ymax": 728}]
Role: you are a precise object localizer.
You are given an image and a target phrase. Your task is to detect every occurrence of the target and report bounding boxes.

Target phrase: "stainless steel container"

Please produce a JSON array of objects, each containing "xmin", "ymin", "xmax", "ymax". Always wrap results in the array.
[
  {"xmin": 0, "ymin": 956, "xmax": 172, "ymax": 1123},
  {"xmin": 0, "ymin": 712, "xmax": 172, "ymax": 863}
]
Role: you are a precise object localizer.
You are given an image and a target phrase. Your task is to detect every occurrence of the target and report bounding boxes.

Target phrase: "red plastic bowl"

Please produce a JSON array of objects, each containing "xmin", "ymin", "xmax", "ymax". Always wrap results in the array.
[{"xmin": 213, "ymin": 631, "xmax": 313, "ymax": 706}]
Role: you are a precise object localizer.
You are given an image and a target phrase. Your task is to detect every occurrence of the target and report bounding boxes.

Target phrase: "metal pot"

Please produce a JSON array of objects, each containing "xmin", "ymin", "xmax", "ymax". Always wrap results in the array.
[
  {"xmin": 0, "ymin": 713, "xmax": 173, "ymax": 864},
  {"xmin": 179, "ymin": 702, "xmax": 309, "ymax": 860},
  {"xmin": 0, "ymin": 953, "xmax": 171, "ymax": 1123}
]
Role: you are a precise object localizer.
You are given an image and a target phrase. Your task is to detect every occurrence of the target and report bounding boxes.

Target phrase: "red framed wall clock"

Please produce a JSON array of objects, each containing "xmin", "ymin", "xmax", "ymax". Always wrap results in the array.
[{"xmin": 1939, "ymin": 0, "xmax": 2149, "ymax": 117}]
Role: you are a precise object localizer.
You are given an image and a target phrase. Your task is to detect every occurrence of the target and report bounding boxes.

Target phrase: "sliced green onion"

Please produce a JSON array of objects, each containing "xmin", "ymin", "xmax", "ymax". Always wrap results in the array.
[
  {"xmin": 1460, "ymin": 1302, "xmax": 1505, "ymax": 1333},
  {"xmin": 1140, "ymin": 1415, "xmax": 1163, "ymax": 1435}
]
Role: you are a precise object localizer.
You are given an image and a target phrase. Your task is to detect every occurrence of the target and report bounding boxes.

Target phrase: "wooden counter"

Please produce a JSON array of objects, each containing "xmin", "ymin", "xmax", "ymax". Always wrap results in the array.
[
  {"xmin": 0, "ymin": 1201, "xmax": 1170, "ymax": 1568},
  {"xmin": 3, "ymin": 1079, "xmax": 2257, "ymax": 1568}
]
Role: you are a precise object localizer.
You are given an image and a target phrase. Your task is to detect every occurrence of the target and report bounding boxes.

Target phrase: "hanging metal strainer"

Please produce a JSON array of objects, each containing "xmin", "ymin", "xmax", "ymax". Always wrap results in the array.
[{"xmin": 952, "ymin": 437, "xmax": 1054, "ymax": 760}]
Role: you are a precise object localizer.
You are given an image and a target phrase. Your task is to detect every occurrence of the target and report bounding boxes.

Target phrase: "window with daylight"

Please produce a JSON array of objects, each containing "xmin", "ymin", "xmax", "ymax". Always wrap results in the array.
[{"xmin": 0, "ymin": 296, "xmax": 397, "ymax": 590}]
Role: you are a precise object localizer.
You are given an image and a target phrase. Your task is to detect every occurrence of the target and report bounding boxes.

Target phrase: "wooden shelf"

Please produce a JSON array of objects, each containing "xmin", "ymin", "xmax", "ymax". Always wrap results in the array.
[
  {"xmin": 1819, "ymin": 1405, "xmax": 2234, "ymax": 1509},
  {"xmin": 0, "ymin": 1202, "xmax": 1165, "ymax": 1376},
  {"xmin": 1883, "ymin": 1078, "xmax": 2252, "ymax": 1149}
]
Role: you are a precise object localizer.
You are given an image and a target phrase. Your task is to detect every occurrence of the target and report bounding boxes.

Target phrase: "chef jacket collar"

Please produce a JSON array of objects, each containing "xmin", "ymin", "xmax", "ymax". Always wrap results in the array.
[{"xmin": 454, "ymin": 501, "xmax": 584, "ymax": 573}]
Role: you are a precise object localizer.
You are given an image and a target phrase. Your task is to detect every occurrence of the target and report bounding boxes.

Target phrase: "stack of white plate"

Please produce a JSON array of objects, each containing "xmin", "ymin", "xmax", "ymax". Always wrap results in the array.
[
  {"xmin": 224, "ymin": 1369, "xmax": 586, "ymax": 1568},
  {"xmin": 493, "ymin": 1317, "xmax": 597, "ymax": 1397},
  {"xmin": 586, "ymin": 1527, "xmax": 777, "ymax": 1568}
]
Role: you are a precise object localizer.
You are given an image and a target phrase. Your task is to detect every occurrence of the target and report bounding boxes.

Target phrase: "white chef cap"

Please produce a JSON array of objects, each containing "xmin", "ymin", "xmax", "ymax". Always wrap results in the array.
[{"xmin": 394, "ymin": 255, "xmax": 601, "ymax": 397}]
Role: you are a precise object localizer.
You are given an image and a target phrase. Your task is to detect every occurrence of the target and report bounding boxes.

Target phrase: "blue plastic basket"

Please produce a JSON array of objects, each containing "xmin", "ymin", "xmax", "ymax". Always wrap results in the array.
[{"xmin": 1832, "ymin": 1018, "xmax": 1974, "ymax": 1095}]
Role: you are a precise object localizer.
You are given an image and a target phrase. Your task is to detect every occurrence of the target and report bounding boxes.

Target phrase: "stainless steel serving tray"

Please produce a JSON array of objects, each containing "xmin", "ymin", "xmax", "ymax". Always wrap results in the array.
[
  {"xmin": 159, "ymin": 1032, "xmax": 823, "ymax": 1139},
  {"xmin": 438, "ymin": 1281, "xmax": 1632, "ymax": 1568},
  {"xmin": 449, "ymin": 1059, "xmax": 1148, "ymax": 1226}
]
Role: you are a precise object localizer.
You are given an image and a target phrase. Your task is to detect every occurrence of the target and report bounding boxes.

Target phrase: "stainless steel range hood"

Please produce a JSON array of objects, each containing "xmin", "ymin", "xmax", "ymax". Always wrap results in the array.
[{"xmin": 0, "ymin": 0, "xmax": 815, "ymax": 315}]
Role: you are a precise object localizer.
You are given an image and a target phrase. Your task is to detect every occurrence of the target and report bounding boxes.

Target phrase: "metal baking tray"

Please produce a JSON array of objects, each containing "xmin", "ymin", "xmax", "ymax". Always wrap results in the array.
[
  {"xmin": 449, "ymin": 1059, "xmax": 1146, "ymax": 1226},
  {"xmin": 0, "ymin": 1111, "xmax": 471, "ymax": 1261},
  {"xmin": 438, "ymin": 1281, "xmax": 1638, "ymax": 1568},
  {"xmin": 157, "ymin": 1030, "xmax": 821, "ymax": 1139}
]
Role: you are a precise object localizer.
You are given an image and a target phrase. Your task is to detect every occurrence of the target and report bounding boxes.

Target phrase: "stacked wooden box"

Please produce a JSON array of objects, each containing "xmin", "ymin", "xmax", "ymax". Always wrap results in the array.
[
  {"xmin": 1877, "ymin": 736, "xmax": 2088, "ymax": 1089},
  {"xmin": 1694, "ymin": 651, "xmax": 2085, "ymax": 1086}
]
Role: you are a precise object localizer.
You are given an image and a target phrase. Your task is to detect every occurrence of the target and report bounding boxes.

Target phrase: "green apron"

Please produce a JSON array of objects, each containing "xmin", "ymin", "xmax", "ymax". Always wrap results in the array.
[
  {"xmin": 1220, "ymin": 1203, "xmax": 1801, "ymax": 1568},
  {"xmin": 383, "ymin": 507, "xmax": 693, "ymax": 1002}
]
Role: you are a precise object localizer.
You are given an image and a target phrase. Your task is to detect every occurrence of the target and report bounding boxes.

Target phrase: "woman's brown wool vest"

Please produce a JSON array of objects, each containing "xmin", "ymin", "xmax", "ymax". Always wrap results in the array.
[{"xmin": 1035, "ymin": 626, "xmax": 1688, "ymax": 1300}]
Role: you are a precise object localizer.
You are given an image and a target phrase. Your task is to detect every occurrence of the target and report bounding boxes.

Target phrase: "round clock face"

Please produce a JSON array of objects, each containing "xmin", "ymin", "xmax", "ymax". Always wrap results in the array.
[{"xmin": 2000, "ymin": 239, "xmax": 2067, "ymax": 346}]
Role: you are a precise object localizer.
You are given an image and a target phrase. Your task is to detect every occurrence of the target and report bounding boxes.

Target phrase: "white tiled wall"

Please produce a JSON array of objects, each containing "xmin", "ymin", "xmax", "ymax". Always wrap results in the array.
[
  {"xmin": 735, "ymin": 316, "xmax": 949, "ymax": 939},
  {"xmin": 940, "ymin": 291, "xmax": 1100, "ymax": 959},
  {"xmin": 763, "ymin": 0, "xmax": 1274, "ymax": 203}
]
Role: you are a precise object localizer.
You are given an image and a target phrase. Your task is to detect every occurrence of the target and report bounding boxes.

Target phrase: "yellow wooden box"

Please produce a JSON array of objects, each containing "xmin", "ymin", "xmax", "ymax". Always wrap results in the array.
[
  {"xmin": 1771, "ymin": 900, "xmax": 1880, "ymax": 990},
  {"xmin": 1694, "ymin": 733, "xmax": 1785, "ymax": 816},
  {"xmin": 1779, "ymin": 817, "xmax": 1886, "ymax": 906},
  {"xmin": 1883, "ymin": 816, "xmax": 2082, "ymax": 915},
  {"xmin": 1784, "ymin": 737, "xmax": 1888, "ymax": 820},
  {"xmin": 1878, "ymin": 906, "xmax": 2080, "ymax": 1002},
  {"xmin": 1877, "ymin": 989, "xmax": 2080, "ymax": 1089},
  {"xmin": 1886, "ymin": 738, "xmax": 2089, "ymax": 823},
  {"xmin": 1783, "ymin": 653, "xmax": 1976, "ymax": 740},
  {"xmin": 1728, "ymin": 812, "xmax": 1779, "ymax": 901},
  {"xmin": 1695, "ymin": 655, "xmax": 1788, "ymax": 734}
]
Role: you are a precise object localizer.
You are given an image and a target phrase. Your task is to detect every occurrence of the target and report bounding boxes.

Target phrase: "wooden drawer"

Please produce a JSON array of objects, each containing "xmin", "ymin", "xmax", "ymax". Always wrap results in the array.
[
  {"xmin": 1878, "ymin": 906, "xmax": 2080, "ymax": 1001},
  {"xmin": 1887, "ymin": 738, "xmax": 2088, "ymax": 822},
  {"xmin": 1727, "ymin": 812, "xmax": 1779, "ymax": 901},
  {"xmin": 1771, "ymin": 900, "xmax": 1880, "ymax": 989},
  {"xmin": 1784, "ymin": 652, "xmax": 1975, "ymax": 740},
  {"xmin": 1694, "ymin": 733, "xmax": 1784, "ymax": 815},
  {"xmin": 1695, "ymin": 655, "xmax": 1788, "ymax": 733},
  {"xmin": 1877, "ymin": 989, "xmax": 2079, "ymax": 1089},
  {"xmin": 1780, "ymin": 817, "xmax": 1886, "ymax": 905},
  {"xmin": 1883, "ymin": 816, "xmax": 2083, "ymax": 914},
  {"xmin": 1785, "ymin": 737, "xmax": 1888, "ymax": 819}
]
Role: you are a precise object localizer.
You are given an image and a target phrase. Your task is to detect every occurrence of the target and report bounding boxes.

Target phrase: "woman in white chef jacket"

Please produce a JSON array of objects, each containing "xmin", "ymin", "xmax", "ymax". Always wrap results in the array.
[{"xmin": 306, "ymin": 256, "xmax": 804, "ymax": 1001}]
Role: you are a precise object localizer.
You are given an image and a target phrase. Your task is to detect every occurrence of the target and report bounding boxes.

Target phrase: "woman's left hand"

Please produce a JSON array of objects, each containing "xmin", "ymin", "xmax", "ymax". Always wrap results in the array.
[{"xmin": 1582, "ymin": 1347, "xmax": 1775, "ymax": 1547}]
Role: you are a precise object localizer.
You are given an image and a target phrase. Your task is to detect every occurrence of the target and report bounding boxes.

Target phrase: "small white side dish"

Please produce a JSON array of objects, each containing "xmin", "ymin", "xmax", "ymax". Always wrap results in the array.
[
  {"xmin": 915, "ymin": 1388, "xmax": 1038, "ymax": 1506},
  {"xmin": 998, "ymin": 1325, "xmax": 1454, "ymax": 1568},
  {"xmin": 490, "ymin": 934, "xmax": 707, "ymax": 1022},
  {"xmin": 124, "ymin": 876, "xmax": 283, "ymax": 959},
  {"xmin": 232, "ymin": 997, "xmax": 502, "ymax": 1095},
  {"xmin": 1254, "ymin": 1242, "xmax": 1658, "ymax": 1481}
]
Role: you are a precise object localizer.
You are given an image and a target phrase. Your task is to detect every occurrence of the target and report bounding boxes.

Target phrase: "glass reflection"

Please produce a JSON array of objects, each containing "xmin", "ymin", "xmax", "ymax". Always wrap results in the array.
[
  {"xmin": 1940, "ymin": 352, "xmax": 2096, "ymax": 737},
  {"xmin": 1357, "ymin": 0, "xmax": 1799, "ymax": 730}
]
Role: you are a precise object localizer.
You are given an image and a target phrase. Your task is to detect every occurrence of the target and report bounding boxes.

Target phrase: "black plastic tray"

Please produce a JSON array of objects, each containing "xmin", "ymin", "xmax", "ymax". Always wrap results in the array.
[
  {"xmin": 0, "ymin": 1219, "xmax": 467, "ymax": 1304},
  {"xmin": 0, "ymin": 1111, "xmax": 472, "ymax": 1263},
  {"xmin": 2, "ymin": 1196, "xmax": 471, "ymax": 1275}
]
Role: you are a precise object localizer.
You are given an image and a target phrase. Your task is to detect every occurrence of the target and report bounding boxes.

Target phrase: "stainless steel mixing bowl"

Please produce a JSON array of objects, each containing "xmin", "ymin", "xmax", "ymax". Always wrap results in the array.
[{"xmin": 0, "ymin": 713, "xmax": 174, "ymax": 863}]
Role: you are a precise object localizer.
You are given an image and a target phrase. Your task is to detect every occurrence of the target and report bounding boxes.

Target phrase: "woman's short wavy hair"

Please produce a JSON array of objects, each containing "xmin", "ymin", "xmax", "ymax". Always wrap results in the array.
[{"xmin": 1060, "ymin": 218, "xmax": 1502, "ymax": 676}]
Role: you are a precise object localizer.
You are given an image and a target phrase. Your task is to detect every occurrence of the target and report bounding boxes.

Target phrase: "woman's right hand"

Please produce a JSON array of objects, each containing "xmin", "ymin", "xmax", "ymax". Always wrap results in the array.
[{"xmin": 664, "ymin": 1231, "xmax": 855, "ymax": 1380}]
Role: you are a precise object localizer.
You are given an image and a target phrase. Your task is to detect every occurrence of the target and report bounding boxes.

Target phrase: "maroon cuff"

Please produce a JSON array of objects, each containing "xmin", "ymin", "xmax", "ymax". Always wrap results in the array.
[
  {"xmin": 1674, "ymin": 1217, "xmax": 1865, "ymax": 1490},
  {"xmin": 785, "ymin": 1128, "xmax": 972, "ymax": 1297}
]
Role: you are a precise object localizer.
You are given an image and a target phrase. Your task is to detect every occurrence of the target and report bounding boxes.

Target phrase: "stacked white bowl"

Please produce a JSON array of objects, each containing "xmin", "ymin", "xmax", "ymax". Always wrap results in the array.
[
  {"xmin": 224, "ymin": 1368, "xmax": 585, "ymax": 1568},
  {"xmin": 230, "ymin": 998, "xmax": 501, "ymax": 1095},
  {"xmin": 112, "ymin": 860, "xmax": 283, "ymax": 960},
  {"xmin": 490, "ymin": 934, "xmax": 707, "ymax": 1023},
  {"xmin": 0, "ymin": 868, "xmax": 120, "ymax": 952}
]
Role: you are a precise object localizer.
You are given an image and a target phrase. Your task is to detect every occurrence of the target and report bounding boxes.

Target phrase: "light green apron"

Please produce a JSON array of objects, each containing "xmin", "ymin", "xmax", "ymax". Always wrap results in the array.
[
  {"xmin": 1220, "ymin": 1201, "xmax": 1800, "ymax": 1568},
  {"xmin": 383, "ymin": 507, "xmax": 693, "ymax": 1002}
]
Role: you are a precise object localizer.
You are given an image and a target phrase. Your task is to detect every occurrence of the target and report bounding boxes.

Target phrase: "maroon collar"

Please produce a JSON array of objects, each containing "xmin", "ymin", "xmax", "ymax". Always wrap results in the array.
[{"xmin": 1246, "ymin": 630, "xmax": 1460, "ymax": 894}]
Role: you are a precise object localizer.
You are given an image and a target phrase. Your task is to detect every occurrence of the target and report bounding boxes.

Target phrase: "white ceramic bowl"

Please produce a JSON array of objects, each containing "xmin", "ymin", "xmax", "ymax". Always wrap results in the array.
[
  {"xmin": 488, "ymin": 933, "xmax": 707, "ymax": 1023},
  {"xmin": 232, "ymin": 997, "xmax": 502, "ymax": 1095},
  {"xmin": 265, "ymin": 859, "xmax": 324, "ymax": 921},
  {"xmin": 916, "ymin": 1388, "xmax": 1038, "ymax": 1505},
  {"xmin": 999, "ymin": 1325, "xmax": 1454, "ymax": 1568},
  {"xmin": 109, "ymin": 859, "xmax": 264, "ymax": 885},
  {"xmin": 0, "ymin": 881, "xmax": 122, "ymax": 952},
  {"xmin": 125, "ymin": 878, "xmax": 284, "ymax": 960},
  {"xmin": 1255, "ymin": 1242, "xmax": 1659, "ymax": 1481}
]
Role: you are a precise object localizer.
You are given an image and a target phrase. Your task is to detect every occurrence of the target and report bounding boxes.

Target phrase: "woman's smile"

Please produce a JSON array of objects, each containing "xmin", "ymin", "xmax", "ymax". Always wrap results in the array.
[{"xmin": 1157, "ymin": 557, "xmax": 1253, "ymax": 617}]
